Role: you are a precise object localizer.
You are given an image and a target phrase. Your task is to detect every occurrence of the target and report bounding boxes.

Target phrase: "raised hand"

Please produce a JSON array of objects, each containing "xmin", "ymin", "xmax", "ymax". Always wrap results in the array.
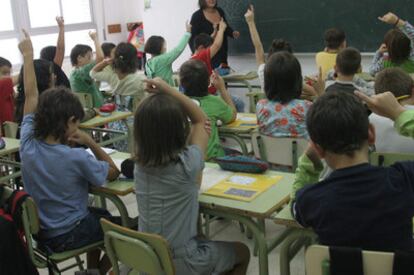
[
  {"xmin": 143, "ymin": 77, "xmax": 170, "ymax": 94},
  {"xmin": 378, "ymin": 12, "xmax": 399, "ymax": 25},
  {"xmin": 244, "ymin": 4, "xmax": 255, "ymax": 23},
  {"xmin": 18, "ymin": 29, "xmax": 33, "ymax": 57},
  {"xmin": 88, "ymin": 31, "xmax": 98, "ymax": 41},
  {"xmin": 354, "ymin": 91, "xmax": 405, "ymax": 120},
  {"xmin": 219, "ymin": 19, "xmax": 227, "ymax": 32},
  {"xmin": 56, "ymin": 16, "xmax": 64, "ymax": 28},
  {"xmin": 186, "ymin": 20, "xmax": 192, "ymax": 33}
]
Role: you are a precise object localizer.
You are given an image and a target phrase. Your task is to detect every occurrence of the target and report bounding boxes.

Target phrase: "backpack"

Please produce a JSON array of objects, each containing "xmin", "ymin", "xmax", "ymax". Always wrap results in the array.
[{"xmin": 0, "ymin": 185, "xmax": 39, "ymax": 275}]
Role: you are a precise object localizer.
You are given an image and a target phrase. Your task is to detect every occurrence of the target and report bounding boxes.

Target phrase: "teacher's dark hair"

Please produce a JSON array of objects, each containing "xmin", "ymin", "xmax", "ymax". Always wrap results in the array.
[{"xmin": 199, "ymin": 0, "xmax": 217, "ymax": 9}]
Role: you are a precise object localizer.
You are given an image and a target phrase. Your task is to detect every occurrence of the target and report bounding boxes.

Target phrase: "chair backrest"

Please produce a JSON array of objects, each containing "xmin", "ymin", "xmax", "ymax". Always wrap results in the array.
[
  {"xmin": 2, "ymin": 121, "xmax": 18, "ymax": 138},
  {"xmin": 369, "ymin": 151, "xmax": 414, "ymax": 167},
  {"xmin": 100, "ymin": 219, "xmax": 175, "ymax": 275},
  {"xmin": 305, "ymin": 245, "xmax": 394, "ymax": 275},
  {"xmin": 75, "ymin": 92, "xmax": 94, "ymax": 109},
  {"xmin": 251, "ymin": 131, "xmax": 308, "ymax": 171}
]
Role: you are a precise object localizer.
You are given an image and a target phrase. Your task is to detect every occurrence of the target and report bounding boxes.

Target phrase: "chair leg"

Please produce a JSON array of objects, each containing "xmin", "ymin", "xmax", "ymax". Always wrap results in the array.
[{"xmin": 75, "ymin": 255, "xmax": 84, "ymax": 271}]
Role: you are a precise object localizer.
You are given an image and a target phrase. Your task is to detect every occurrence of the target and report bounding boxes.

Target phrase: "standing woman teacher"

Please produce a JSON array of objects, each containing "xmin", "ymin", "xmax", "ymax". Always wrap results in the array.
[{"xmin": 190, "ymin": 0, "xmax": 240, "ymax": 68}]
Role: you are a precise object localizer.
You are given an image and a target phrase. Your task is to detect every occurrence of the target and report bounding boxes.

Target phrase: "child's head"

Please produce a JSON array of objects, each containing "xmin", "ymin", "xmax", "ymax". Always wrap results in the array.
[
  {"xmin": 180, "ymin": 59, "xmax": 209, "ymax": 97},
  {"xmin": 324, "ymin": 28, "xmax": 346, "ymax": 50},
  {"xmin": 268, "ymin": 39, "xmax": 293, "ymax": 58},
  {"xmin": 112, "ymin": 42, "xmax": 138, "ymax": 75},
  {"xmin": 374, "ymin": 67, "xmax": 414, "ymax": 97},
  {"xmin": 384, "ymin": 29, "xmax": 411, "ymax": 64},
  {"xmin": 70, "ymin": 44, "xmax": 93, "ymax": 66},
  {"xmin": 198, "ymin": 0, "xmax": 217, "ymax": 9},
  {"xmin": 307, "ymin": 91, "xmax": 372, "ymax": 157},
  {"xmin": 40, "ymin": 46, "xmax": 57, "ymax": 62},
  {"xmin": 0, "ymin": 57, "xmax": 12, "ymax": 78},
  {"xmin": 101, "ymin": 42, "xmax": 116, "ymax": 58},
  {"xmin": 144, "ymin": 36, "xmax": 166, "ymax": 56},
  {"xmin": 335, "ymin": 47, "xmax": 361, "ymax": 76},
  {"xmin": 264, "ymin": 52, "xmax": 302, "ymax": 103},
  {"xmin": 194, "ymin": 33, "xmax": 213, "ymax": 52},
  {"xmin": 16, "ymin": 59, "xmax": 55, "ymax": 122},
  {"xmin": 133, "ymin": 93, "xmax": 190, "ymax": 167},
  {"xmin": 34, "ymin": 87, "xmax": 84, "ymax": 144}
]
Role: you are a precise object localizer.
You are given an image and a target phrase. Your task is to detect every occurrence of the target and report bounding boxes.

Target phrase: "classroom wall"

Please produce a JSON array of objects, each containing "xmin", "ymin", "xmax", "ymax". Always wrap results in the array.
[{"xmin": 143, "ymin": 0, "xmax": 198, "ymax": 70}]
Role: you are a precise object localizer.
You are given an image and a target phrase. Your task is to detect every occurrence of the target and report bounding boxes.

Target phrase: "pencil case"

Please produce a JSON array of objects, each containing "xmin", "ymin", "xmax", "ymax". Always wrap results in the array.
[{"xmin": 215, "ymin": 155, "xmax": 269, "ymax": 173}]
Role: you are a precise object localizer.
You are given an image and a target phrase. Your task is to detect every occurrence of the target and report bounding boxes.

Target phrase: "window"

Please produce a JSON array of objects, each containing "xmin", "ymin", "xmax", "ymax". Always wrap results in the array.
[{"xmin": 0, "ymin": 0, "xmax": 95, "ymax": 65}]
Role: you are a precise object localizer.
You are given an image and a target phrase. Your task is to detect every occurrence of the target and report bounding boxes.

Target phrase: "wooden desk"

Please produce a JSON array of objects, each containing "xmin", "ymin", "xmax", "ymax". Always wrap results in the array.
[
  {"xmin": 80, "ymin": 111, "xmax": 132, "ymax": 129},
  {"xmin": 0, "ymin": 138, "xmax": 20, "ymax": 156},
  {"xmin": 218, "ymin": 113, "xmax": 258, "ymax": 155},
  {"xmin": 80, "ymin": 112, "xmax": 132, "ymax": 147},
  {"xmin": 199, "ymin": 163, "xmax": 294, "ymax": 275},
  {"xmin": 0, "ymin": 138, "xmax": 21, "ymax": 184},
  {"xmin": 222, "ymin": 71, "xmax": 258, "ymax": 95}
]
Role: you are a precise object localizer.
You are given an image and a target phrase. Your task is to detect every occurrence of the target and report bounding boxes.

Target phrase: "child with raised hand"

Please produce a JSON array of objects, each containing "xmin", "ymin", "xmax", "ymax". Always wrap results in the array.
[
  {"xmin": 18, "ymin": 29, "xmax": 120, "ymax": 274},
  {"xmin": 144, "ymin": 22, "xmax": 192, "ymax": 86},
  {"xmin": 181, "ymin": 59, "xmax": 236, "ymax": 159},
  {"xmin": 370, "ymin": 12, "xmax": 414, "ymax": 76},
  {"xmin": 40, "ymin": 16, "xmax": 70, "ymax": 89},
  {"xmin": 244, "ymin": 5, "xmax": 321, "ymax": 97},
  {"xmin": 134, "ymin": 77, "xmax": 250, "ymax": 274},
  {"xmin": 70, "ymin": 31, "xmax": 105, "ymax": 108}
]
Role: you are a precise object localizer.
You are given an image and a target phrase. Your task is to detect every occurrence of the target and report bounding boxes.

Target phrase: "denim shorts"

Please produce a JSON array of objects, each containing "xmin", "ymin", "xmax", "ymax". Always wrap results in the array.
[{"xmin": 42, "ymin": 207, "xmax": 121, "ymax": 253}]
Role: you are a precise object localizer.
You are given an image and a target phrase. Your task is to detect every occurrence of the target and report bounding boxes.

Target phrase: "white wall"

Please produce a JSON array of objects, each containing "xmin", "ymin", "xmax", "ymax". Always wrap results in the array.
[{"xmin": 143, "ymin": 0, "xmax": 198, "ymax": 70}]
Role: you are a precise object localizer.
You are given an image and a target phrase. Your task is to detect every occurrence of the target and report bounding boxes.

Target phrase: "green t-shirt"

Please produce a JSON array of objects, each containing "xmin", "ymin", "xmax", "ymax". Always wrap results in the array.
[
  {"xmin": 70, "ymin": 62, "xmax": 104, "ymax": 108},
  {"xmin": 383, "ymin": 59, "xmax": 414, "ymax": 74},
  {"xmin": 193, "ymin": 95, "xmax": 234, "ymax": 159}
]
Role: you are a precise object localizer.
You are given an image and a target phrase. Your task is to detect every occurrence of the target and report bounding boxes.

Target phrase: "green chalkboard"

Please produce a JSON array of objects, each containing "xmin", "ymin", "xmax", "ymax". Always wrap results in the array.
[{"xmin": 219, "ymin": 0, "xmax": 414, "ymax": 53}]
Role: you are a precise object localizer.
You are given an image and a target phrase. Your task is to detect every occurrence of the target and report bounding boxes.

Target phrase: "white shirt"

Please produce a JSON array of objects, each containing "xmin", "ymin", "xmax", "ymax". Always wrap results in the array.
[{"xmin": 369, "ymin": 105, "xmax": 414, "ymax": 153}]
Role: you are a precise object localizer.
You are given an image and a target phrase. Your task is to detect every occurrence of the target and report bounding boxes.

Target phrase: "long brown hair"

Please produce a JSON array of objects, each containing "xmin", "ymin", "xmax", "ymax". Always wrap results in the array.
[{"xmin": 133, "ymin": 93, "xmax": 190, "ymax": 167}]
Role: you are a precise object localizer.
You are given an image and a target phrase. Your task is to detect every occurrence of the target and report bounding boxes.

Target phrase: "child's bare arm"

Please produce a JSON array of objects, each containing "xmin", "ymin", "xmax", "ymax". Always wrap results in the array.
[
  {"xmin": 245, "ymin": 5, "xmax": 265, "ymax": 65},
  {"xmin": 144, "ymin": 78, "xmax": 209, "ymax": 156},
  {"xmin": 89, "ymin": 31, "xmax": 104, "ymax": 64},
  {"xmin": 212, "ymin": 71, "xmax": 236, "ymax": 122},
  {"xmin": 54, "ymin": 16, "xmax": 65, "ymax": 67},
  {"xmin": 210, "ymin": 19, "xmax": 227, "ymax": 58},
  {"xmin": 18, "ymin": 30, "xmax": 38, "ymax": 116}
]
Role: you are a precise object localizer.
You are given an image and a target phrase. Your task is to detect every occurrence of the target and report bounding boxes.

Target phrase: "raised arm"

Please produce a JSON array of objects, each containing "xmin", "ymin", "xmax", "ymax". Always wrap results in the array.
[
  {"xmin": 161, "ymin": 22, "xmax": 192, "ymax": 64},
  {"xmin": 18, "ymin": 30, "xmax": 38, "ymax": 116},
  {"xmin": 245, "ymin": 5, "xmax": 265, "ymax": 65},
  {"xmin": 89, "ymin": 31, "xmax": 104, "ymax": 64},
  {"xmin": 90, "ymin": 58, "xmax": 114, "ymax": 82},
  {"xmin": 212, "ymin": 71, "xmax": 236, "ymax": 122},
  {"xmin": 144, "ymin": 77, "xmax": 209, "ymax": 156},
  {"xmin": 210, "ymin": 19, "xmax": 227, "ymax": 58},
  {"xmin": 54, "ymin": 16, "xmax": 65, "ymax": 67}
]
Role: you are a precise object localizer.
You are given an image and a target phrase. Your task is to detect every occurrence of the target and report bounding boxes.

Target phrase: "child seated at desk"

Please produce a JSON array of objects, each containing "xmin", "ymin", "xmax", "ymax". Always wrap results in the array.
[
  {"xmin": 369, "ymin": 67, "xmax": 414, "ymax": 154},
  {"xmin": 316, "ymin": 28, "xmax": 346, "ymax": 80},
  {"xmin": 181, "ymin": 59, "xmax": 236, "ymax": 159},
  {"xmin": 192, "ymin": 20, "xmax": 245, "ymax": 112},
  {"xmin": 0, "ymin": 56, "xmax": 18, "ymax": 131},
  {"xmin": 144, "ymin": 22, "xmax": 191, "ymax": 86},
  {"xmin": 325, "ymin": 47, "xmax": 374, "ymax": 96},
  {"xmin": 291, "ymin": 91, "xmax": 414, "ymax": 251},
  {"xmin": 18, "ymin": 30, "xmax": 120, "ymax": 273},
  {"xmin": 370, "ymin": 12, "xmax": 414, "ymax": 76},
  {"xmin": 256, "ymin": 51, "xmax": 312, "ymax": 139},
  {"xmin": 133, "ymin": 77, "xmax": 250, "ymax": 274},
  {"xmin": 70, "ymin": 31, "xmax": 105, "ymax": 108}
]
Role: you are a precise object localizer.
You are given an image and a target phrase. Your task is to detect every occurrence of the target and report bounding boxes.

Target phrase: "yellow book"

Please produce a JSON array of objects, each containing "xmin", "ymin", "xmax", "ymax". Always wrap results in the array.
[{"xmin": 203, "ymin": 173, "xmax": 283, "ymax": 202}]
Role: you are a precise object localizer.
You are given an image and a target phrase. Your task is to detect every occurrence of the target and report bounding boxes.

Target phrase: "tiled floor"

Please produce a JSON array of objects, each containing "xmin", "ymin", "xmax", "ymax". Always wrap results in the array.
[{"xmin": 39, "ymin": 53, "xmax": 374, "ymax": 275}]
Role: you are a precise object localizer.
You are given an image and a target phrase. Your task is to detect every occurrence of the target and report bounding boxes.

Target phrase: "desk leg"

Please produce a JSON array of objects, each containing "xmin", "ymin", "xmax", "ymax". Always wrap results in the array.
[
  {"xmin": 219, "ymin": 132, "xmax": 249, "ymax": 155},
  {"xmin": 201, "ymin": 208, "xmax": 269, "ymax": 275},
  {"xmin": 279, "ymin": 229, "xmax": 315, "ymax": 275}
]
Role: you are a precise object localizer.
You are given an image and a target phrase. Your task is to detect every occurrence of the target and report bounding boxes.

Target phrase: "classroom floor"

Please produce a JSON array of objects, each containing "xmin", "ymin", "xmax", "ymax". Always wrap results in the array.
[{"xmin": 38, "ymin": 54, "xmax": 374, "ymax": 275}]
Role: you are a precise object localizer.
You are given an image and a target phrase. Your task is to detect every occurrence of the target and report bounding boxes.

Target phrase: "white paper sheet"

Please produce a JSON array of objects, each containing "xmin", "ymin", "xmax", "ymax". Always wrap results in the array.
[{"xmin": 200, "ymin": 167, "xmax": 232, "ymax": 193}]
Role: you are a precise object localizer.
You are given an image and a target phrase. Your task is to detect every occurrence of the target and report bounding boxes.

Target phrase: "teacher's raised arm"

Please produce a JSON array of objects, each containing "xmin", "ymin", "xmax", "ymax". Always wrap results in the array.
[{"xmin": 189, "ymin": 0, "xmax": 239, "ymax": 69}]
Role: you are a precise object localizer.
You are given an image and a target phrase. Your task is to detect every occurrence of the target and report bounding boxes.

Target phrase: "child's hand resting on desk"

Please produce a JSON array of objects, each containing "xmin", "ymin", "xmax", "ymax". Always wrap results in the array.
[
  {"xmin": 355, "ymin": 91, "xmax": 406, "ymax": 121},
  {"xmin": 18, "ymin": 29, "xmax": 33, "ymax": 57}
]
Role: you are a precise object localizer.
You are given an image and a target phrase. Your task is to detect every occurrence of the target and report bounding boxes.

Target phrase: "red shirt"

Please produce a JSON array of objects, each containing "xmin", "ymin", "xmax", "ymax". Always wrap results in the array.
[
  {"xmin": 0, "ymin": 77, "xmax": 14, "ymax": 129},
  {"xmin": 192, "ymin": 48, "xmax": 216, "ymax": 94}
]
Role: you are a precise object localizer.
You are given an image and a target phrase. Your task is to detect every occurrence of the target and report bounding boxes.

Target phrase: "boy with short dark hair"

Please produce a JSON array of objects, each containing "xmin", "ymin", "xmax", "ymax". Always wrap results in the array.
[
  {"xmin": 70, "ymin": 31, "xmax": 105, "ymax": 108},
  {"xmin": 369, "ymin": 67, "xmax": 414, "ymax": 153},
  {"xmin": 316, "ymin": 28, "xmax": 346, "ymax": 79},
  {"xmin": 291, "ymin": 91, "xmax": 414, "ymax": 251},
  {"xmin": 325, "ymin": 47, "xmax": 374, "ymax": 96}
]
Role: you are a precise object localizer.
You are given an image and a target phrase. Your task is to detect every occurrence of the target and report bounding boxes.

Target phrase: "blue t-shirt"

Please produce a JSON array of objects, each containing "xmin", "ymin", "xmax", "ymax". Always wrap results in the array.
[{"xmin": 20, "ymin": 114, "xmax": 109, "ymax": 238}]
